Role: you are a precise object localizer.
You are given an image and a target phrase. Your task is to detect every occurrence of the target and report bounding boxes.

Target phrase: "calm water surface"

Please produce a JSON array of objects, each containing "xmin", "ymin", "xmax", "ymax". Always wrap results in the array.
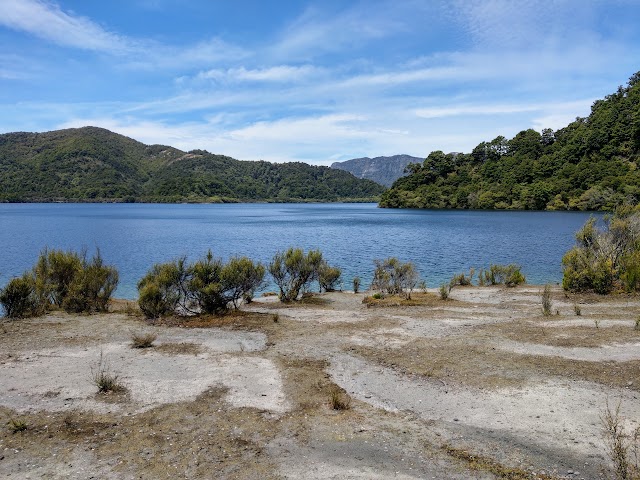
[{"xmin": 0, "ymin": 203, "xmax": 598, "ymax": 299}]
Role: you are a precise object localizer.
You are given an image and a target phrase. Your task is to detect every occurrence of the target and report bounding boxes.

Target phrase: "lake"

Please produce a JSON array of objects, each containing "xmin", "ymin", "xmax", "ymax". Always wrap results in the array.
[{"xmin": 0, "ymin": 203, "xmax": 599, "ymax": 299}]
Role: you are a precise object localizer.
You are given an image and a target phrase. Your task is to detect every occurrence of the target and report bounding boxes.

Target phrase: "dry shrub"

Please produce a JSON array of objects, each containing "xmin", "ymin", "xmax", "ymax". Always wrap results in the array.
[
  {"xmin": 130, "ymin": 331, "xmax": 158, "ymax": 349},
  {"xmin": 602, "ymin": 401, "xmax": 640, "ymax": 480},
  {"xmin": 329, "ymin": 387, "xmax": 351, "ymax": 410}
]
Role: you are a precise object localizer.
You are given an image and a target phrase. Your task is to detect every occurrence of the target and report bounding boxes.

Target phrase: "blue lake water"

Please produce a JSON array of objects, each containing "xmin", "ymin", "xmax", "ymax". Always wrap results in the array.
[{"xmin": 0, "ymin": 203, "xmax": 599, "ymax": 299}]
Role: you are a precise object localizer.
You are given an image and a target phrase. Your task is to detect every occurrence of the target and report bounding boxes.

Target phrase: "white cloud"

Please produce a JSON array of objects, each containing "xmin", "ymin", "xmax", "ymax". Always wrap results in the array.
[
  {"xmin": 195, "ymin": 65, "xmax": 321, "ymax": 83},
  {"xmin": 0, "ymin": 0, "xmax": 132, "ymax": 53},
  {"xmin": 415, "ymin": 100, "xmax": 593, "ymax": 120}
]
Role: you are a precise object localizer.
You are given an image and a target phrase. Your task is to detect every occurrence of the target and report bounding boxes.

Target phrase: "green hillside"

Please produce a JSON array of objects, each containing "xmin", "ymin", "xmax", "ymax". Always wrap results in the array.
[
  {"xmin": 0, "ymin": 127, "xmax": 384, "ymax": 203},
  {"xmin": 380, "ymin": 71, "xmax": 640, "ymax": 211}
]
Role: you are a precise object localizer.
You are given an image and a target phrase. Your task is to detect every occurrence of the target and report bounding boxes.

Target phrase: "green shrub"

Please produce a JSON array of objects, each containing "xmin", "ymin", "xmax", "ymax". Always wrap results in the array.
[
  {"xmin": 318, "ymin": 264, "xmax": 342, "ymax": 292},
  {"xmin": 62, "ymin": 251, "xmax": 118, "ymax": 313},
  {"xmin": 138, "ymin": 252, "xmax": 265, "ymax": 318},
  {"xmin": 483, "ymin": 264, "xmax": 526, "ymax": 287},
  {"xmin": 541, "ymin": 284, "xmax": 553, "ymax": 316},
  {"xmin": 269, "ymin": 248, "xmax": 324, "ymax": 302},
  {"xmin": 137, "ymin": 258, "xmax": 187, "ymax": 318},
  {"xmin": 450, "ymin": 268, "xmax": 475, "ymax": 287},
  {"xmin": 352, "ymin": 276, "xmax": 361, "ymax": 293},
  {"xmin": 0, "ymin": 273, "xmax": 44, "ymax": 318},
  {"xmin": 371, "ymin": 258, "xmax": 419, "ymax": 299},
  {"xmin": 563, "ymin": 209, "xmax": 640, "ymax": 294},
  {"xmin": 439, "ymin": 283, "xmax": 451, "ymax": 300},
  {"xmin": 222, "ymin": 256, "xmax": 266, "ymax": 308},
  {"xmin": 33, "ymin": 248, "xmax": 82, "ymax": 307}
]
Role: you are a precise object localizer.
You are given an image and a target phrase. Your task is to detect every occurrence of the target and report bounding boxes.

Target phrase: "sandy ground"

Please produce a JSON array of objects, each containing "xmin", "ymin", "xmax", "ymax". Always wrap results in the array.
[{"xmin": 1, "ymin": 285, "xmax": 639, "ymax": 479}]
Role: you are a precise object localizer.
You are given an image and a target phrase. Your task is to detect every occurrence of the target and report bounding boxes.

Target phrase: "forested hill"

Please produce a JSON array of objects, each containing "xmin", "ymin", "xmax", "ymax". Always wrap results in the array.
[
  {"xmin": 380, "ymin": 71, "xmax": 640, "ymax": 211},
  {"xmin": 0, "ymin": 127, "xmax": 385, "ymax": 203}
]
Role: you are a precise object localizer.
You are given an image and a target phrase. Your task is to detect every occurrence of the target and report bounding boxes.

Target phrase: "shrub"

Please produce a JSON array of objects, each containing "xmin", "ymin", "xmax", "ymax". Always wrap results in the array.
[
  {"xmin": 0, "ymin": 273, "xmax": 44, "ymax": 318},
  {"xmin": 563, "ymin": 209, "xmax": 640, "ymax": 294},
  {"xmin": 328, "ymin": 387, "xmax": 351, "ymax": 410},
  {"xmin": 131, "ymin": 331, "xmax": 157, "ymax": 348},
  {"xmin": 269, "ymin": 248, "xmax": 324, "ymax": 302},
  {"xmin": 62, "ymin": 250, "xmax": 119, "ymax": 313},
  {"xmin": 222, "ymin": 256, "xmax": 265, "ymax": 308},
  {"xmin": 33, "ymin": 248, "xmax": 83, "ymax": 307},
  {"xmin": 137, "ymin": 252, "xmax": 265, "ymax": 318},
  {"xmin": 439, "ymin": 283, "xmax": 451, "ymax": 300},
  {"xmin": 318, "ymin": 263, "xmax": 342, "ymax": 292},
  {"xmin": 483, "ymin": 264, "xmax": 526, "ymax": 287},
  {"xmin": 450, "ymin": 268, "xmax": 475, "ymax": 287},
  {"xmin": 137, "ymin": 258, "xmax": 187, "ymax": 318},
  {"xmin": 371, "ymin": 258, "xmax": 419, "ymax": 299},
  {"xmin": 91, "ymin": 352, "xmax": 125, "ymax": 394},
  {"xmin": 602, "ymin": 401, "xmax": 640, "ymax": 480},
  {"xmin": 541, "ymin": 284, "xmax": 553, "ymax": 316},
  {"xmin": 8, "ymin": 418, "xmax": 28, "ymax": 433},
  {"xmin": 352, "ymin": 276, "xmax": 361, "ymax": 294}
]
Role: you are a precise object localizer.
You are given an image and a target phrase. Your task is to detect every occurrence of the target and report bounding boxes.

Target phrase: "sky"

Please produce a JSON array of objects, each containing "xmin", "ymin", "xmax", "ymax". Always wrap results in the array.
[{"xmin": 0, "ymin": 0, "xmax": 639, "ymax": 165}]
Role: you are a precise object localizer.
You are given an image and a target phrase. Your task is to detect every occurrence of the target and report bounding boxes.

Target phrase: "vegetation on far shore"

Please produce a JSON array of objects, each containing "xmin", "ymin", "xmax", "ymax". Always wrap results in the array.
[
  {"xmin": 381, "ymin": 71, "xmax": 640, "ymax": 211},
  {"xmin": 0, "ymin": 127, "xmax": 384, "ymax": 203}
]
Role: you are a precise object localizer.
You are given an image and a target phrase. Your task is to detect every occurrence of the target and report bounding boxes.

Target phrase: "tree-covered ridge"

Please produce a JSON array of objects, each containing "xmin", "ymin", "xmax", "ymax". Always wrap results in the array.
[
  {"xmin": 380, "ymin": 72, "xmax": 640, "ymax": 211},
  {"xmin": 0, "ymin": 127, "xmax": 384, "ymax": 203}
]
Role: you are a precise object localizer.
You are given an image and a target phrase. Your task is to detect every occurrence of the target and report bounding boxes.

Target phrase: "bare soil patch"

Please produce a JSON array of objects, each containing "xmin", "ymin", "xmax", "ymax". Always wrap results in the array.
[{"xmin": 1, "ymin": 286, "xmax": 639, "ymax": 478}]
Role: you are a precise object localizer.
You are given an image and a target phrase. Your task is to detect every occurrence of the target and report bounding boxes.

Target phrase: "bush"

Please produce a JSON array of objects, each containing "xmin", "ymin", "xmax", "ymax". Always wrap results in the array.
[
  {"xmin": 318, "ymin": 263, "xmax": 342, "ymax": 292},
  {"xmin": 137, "ymin": 252, "xmax": 265, "ymax": 318},
  {"xmin": 0, "ymin": 274, "xmax": 44, "ymax": 318},
  {"xmin": 33, "ymin": 248, "xmax": 83, "ymax": 307},
  {"xmin": 439, "ymin": 283, "xmax": 451, "ymax": 300},
  {"xmin": 62, "ymin": 251, "xmax": 119, "ymax": 313},
  {"xmin": 137, "ymin": 258, "xmax": 187, "ymax": 318},
  {"xmin": 450, "ymin": 268, "xmax": 475, "ymax": 287},
  {"xmin": 541, "ymin": 284, "xmax": 553, "ymax": 316},
  {"xmin": 269, "ymin": 248, "xmax": 324, "ymax": 302},
  {"xmin": 371, "ymin": 258, "xmax": 419, "ymax": 299},
  {"xmin": 482, "ymin": 264, "xmax": 526, "ymax": 287},
  {"xmin": 352, "ymin": 276, "xmax": 361, "ymax": 294},
  {"xmin": 563, "ymin": 208, "xmax": 640, "ymax": 294}
]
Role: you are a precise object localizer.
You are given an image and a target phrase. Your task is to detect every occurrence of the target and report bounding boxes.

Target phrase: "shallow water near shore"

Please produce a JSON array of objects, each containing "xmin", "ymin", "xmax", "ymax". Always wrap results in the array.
[{"xmin": 0, "ymin": 202, "xmax": 599, "ymax": 298}]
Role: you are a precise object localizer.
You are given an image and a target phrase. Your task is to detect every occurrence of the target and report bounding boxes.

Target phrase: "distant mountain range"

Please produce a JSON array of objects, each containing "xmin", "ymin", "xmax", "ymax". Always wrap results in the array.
[
  {"xmin": 0, "ymin": 127, "xmax": 385, "ymax": 203},
  {"xmin": 330, "ymin": 155, "xmax": 424, "ymax": 187}
]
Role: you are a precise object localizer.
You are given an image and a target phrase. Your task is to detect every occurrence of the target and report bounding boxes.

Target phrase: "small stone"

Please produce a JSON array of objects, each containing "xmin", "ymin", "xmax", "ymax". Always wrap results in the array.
[
  {"xmin": 567, "ymin": 469, "xmax": 574, "ymax": 475},
  {"xmin": 453, "ymin": 418, "xmax": 459, "ymax": 422}
]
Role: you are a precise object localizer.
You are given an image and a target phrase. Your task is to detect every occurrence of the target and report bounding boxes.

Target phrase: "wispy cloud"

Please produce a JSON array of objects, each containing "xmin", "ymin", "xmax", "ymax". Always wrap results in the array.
[
  {"xmin": 193, "ymin": 65, "xmax": 322, "ymax": 84},
  {"xmin": 0, "ymin": 0, "xmax": 132, "ymax": 53}
]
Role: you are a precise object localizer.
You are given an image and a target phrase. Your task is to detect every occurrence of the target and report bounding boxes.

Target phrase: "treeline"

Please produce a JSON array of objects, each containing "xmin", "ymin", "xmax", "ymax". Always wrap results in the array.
[
  {"xmin": 0, "ymin": 127, "xmax": 385, "ymax": 203},
  {"xmin": 381, "ymin": 71, "xmax": 640, "ymax": 211}
]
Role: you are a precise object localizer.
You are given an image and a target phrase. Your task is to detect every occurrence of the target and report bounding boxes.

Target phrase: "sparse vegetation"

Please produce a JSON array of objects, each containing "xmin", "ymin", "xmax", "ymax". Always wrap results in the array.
[
  {"xmin": 352, "ymin": 276, "xmax": 361, "ymax": 293},
  {"xmin": 541, "ymin": 284, "xmax": 553, "ymax": 316},
  {"xmin": 602, "ymin": 401, "xmax": 640, "ymax": 480},
  {"xmin": 371, "ymin": 257, "xmax": 419, "ymax": 299},
  {"xmin": 8, "ymin": 418, "xmax": 28, "ymax": 433},
  {"xmin": 328, "ymin": 386, "xmax": 351, "ymax": 411},
  {"xmin": 450, "ymin": 269, "xmax": 475, "ymax": 287},
  {"xmin": 574, "ymin": 303, "xmax": 582, "ymax": 316},
  {"xmin": 439, "ymin": 283, "xmax": 451, "ymax": 300},
  {"xmin": 91, "ymin": 352, "xmax": 125, "ymax": 394},
  {"xmin": 131, "ymin": 331, "xmax": 158, "ymax": 349}
]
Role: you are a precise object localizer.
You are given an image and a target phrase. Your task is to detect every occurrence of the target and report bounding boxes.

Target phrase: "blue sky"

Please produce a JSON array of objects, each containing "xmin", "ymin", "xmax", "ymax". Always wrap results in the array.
[{"xmin": 0, "ymin": 0, "xmax": 638, "ymax": 165}]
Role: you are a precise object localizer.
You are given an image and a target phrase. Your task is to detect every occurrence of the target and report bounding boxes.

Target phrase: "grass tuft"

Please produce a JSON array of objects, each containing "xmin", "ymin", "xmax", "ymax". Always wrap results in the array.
[
  {"xmin": 91, "ymin": 351, "xmax": 126, "ymax": 394},
  {"xmin": 541, "ymin": 284, "xmax": 553, "ymax": 316},
  {"xmin": 130, "ymin": 331, "xmax": 158, "ymax": 349},
  {"xmin": 8, "ymin": 418, "xmax": 28, "ymax": 433},
  {"xmin": 328, "ymin": 387, "xmax": 351, "ymax": 411}
]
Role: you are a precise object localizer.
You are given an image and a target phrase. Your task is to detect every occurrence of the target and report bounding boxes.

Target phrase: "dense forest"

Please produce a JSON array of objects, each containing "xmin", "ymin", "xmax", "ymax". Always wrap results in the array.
[
  {"xmin": 380, "ymin": 71, "xmax": 640, "ymax": 210},
  {"xmin": 0, "ymin": 127, "xmax": 384, "ymax": 203}
]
